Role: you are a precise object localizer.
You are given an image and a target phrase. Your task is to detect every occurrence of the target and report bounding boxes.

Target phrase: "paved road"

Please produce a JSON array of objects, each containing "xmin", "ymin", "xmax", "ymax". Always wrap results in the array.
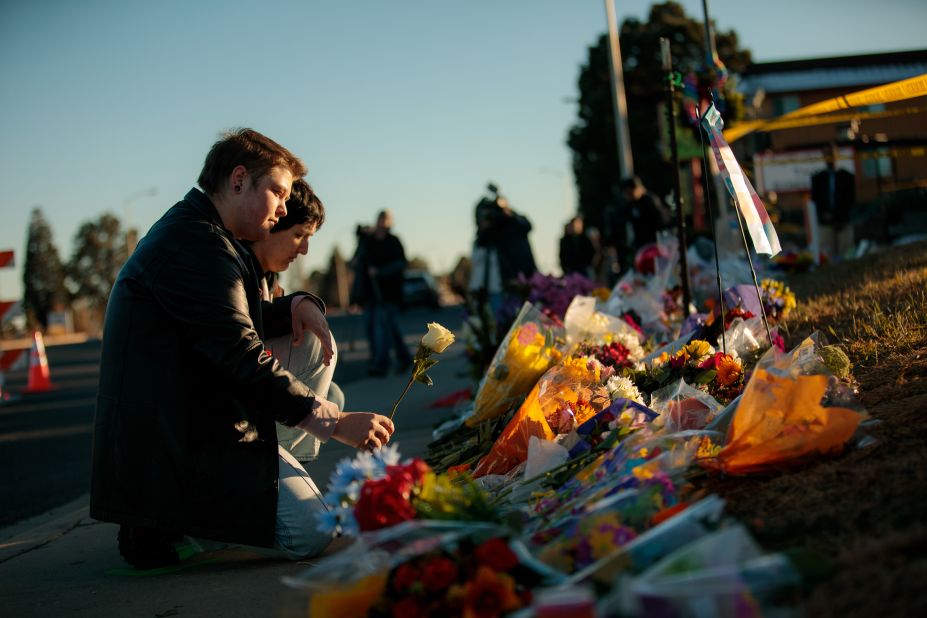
[{"xmin": 0, "ymin": 305, "xmax": 465, "ymax": 529}]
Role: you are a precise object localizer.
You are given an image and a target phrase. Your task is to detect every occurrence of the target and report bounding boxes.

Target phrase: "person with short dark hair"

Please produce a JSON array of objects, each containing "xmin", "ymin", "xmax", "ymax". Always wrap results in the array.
[
  {"xmin": 559, "ymin": 215, "xmax": 597, "ymax": 277},
  {"xmin": 350, "ymin": 209, "xmax": 413, "ymax": 376},
  {"xmin": 620, "ymin": 176, "xmax": 672, "ymax": 254},
  {"xmin": 91, "ymin": 129, "xmax": 394, "ymax": 569},
  {"xmin": 249, "ymin": 179, "xmax": 343, "ymax": 465}
]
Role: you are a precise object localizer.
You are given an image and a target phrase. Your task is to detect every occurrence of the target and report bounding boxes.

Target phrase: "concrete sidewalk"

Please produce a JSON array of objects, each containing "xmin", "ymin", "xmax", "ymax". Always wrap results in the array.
[{"xmin": 0, "ymin": 349, "xmax": 474, "ymax": 617}]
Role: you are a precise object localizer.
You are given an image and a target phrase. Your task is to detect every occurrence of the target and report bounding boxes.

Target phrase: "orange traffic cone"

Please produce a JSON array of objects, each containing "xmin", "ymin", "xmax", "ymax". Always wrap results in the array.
[{"xmin": 23, "ymin": 331, "xmax": 54, "ymax": 393}]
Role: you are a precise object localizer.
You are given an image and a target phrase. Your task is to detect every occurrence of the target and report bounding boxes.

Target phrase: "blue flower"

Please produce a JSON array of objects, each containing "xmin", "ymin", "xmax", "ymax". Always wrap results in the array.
[
  {"xmin": 315, "ymin": 505, "xmax": 358, "ymax": 537},
  {"xmin": 374, "ymin": 442, "xmax": 401, "ymax": 468}
]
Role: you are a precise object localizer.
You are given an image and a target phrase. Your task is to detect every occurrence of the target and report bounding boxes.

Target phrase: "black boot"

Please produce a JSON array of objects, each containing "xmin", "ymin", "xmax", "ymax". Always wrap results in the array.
[{"xmin": 117, "ymin": 524, "xmax": 183, "ymax": 570}]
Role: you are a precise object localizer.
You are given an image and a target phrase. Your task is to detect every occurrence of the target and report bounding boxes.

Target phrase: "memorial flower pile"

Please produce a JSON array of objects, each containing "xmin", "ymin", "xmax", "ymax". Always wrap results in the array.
[{"xmin": 295, "ymin": 261, "xmax": 871, "ymax": 617}]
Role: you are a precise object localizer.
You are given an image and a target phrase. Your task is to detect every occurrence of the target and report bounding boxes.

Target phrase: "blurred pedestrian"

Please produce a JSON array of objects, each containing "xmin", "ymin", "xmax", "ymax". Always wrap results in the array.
[
  {"xmin": 468, "ymin": 183, "xmax": 537, "ymax": 313},
  {"xmin": 559, "ymin": 215, "xmax": 597, "ymax": 277},
  {"xmin": 811, "ymin": 144, "xmax": 855, "ymax": 259},
  {"xmin": 92, "ymin": 129, "xmax": 393, "ymax": 570},
  {"xmin": 351, "ymin": 209, "xmax": 413, "ymax": 376},
  {"xmin": 621, "ymin": 176, "xmax": 672, "ymax": 255}
]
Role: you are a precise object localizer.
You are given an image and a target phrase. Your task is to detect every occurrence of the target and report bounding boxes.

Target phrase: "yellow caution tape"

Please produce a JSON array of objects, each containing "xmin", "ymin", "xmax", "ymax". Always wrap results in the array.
[{"xmin": 725, "ymin": 73, "xmax": 927, "ymax": 142}]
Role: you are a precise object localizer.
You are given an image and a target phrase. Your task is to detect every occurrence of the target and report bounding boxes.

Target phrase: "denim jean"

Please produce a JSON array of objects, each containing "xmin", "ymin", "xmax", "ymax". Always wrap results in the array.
[
  {"xmin": 365, "ymin": 303, "xmax": 412, "ymax": 371},
  {"xmin": 265, "ymin": 331, "xmax": 344, "ymax": 463},
  {"xmin": 191, "ymin": 445, "xmax": 334, "ymax": 560}
]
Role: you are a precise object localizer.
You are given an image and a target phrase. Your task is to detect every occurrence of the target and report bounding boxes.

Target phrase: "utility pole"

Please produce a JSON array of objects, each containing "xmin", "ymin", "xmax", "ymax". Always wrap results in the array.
[{"xmin": 604, "ymin": 0, "xmax": 634, "ymax": 178}]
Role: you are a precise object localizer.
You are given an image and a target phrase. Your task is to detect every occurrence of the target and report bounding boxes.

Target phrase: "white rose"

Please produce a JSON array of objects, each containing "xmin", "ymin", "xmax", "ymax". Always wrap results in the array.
[{"xmin": 421, "ymin": 322, "xmax": 455, "ymax": 353}]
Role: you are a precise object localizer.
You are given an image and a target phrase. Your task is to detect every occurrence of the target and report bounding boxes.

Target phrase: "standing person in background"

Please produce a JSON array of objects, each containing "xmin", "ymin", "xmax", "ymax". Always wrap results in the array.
[
  {"xmin": 621, "ymin": 176, "xmax": 672, "ymax": 255},
  {"xmin": 468, "ymin": 183, "xmax": 537, "ymax": 313},
  {"xmin": 811, "ymin": 144, "xmax": 856, "ymax": 259},
  {"xmin": 249, "ymin": 178, "xmax": 344, "ymax": 465},
  {"xmin": 91, "ymin": 129, "xmax": 394, "ymax": 570},
  {"xmin": 559, "ymin": 215, "xmax": 597, "ymax": 277},
  {"xmin": 494, "ymin": 189, "xmax": 537, "ymax": 283},
  {"xmin": 352, "ymin": 210, "xmax": 412, "ymax": 377},
  {"xmin": 602, "ymin": 182, "xmax": 631, "ymax": 283}
]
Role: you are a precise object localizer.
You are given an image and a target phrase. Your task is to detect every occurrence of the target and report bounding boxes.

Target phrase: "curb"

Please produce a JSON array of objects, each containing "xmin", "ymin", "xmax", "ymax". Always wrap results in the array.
[{"xmin": 0, "ymin": 494, "xmax": 91, "ymax": 564}]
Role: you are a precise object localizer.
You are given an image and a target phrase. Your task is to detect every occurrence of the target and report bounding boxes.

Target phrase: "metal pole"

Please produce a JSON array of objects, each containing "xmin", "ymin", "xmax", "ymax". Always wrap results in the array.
[
  {"xmin": 661, "ymin": 38, "xmax": 692, "ymax": 316},
  {"xmin": 695, "ymin": 106, "xmax": 727, "ymax": 355},
  {"xmin": 604, "ymin": 0, "xmax": 634, "ymax": 178},
  {"xmin": 701, "ymin": 0, "xmax": 718, "ymax": 64}
]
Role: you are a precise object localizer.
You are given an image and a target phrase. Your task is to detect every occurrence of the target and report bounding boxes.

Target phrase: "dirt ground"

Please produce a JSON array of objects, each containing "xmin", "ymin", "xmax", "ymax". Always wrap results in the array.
[{"xmin": 704, "ymin": 241, "xmax": 927, "ymax": 617}]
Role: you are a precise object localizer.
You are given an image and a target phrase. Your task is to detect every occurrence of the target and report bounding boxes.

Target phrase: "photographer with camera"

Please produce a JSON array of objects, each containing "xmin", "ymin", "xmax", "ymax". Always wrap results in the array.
[{"xmin": 468, "ymin": 183, "xmax": 537, "ymax": 314}]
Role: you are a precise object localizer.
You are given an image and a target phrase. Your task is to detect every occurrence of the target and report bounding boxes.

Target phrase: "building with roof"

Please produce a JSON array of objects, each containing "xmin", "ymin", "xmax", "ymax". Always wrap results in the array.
[{"xmin": 735, "ymin": 49, "xmax": 927, "ymax": 249}]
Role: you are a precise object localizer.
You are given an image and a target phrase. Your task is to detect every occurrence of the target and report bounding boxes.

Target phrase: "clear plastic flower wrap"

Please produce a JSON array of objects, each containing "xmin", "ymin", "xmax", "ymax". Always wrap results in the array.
[
  {"xmin": 281, "ymin": 521, "xmax": 543, "ymax": 618},
  {"xmin": 627, "ymin": 524, "xmax": 801, "ymax": 618},
  {"xmin": 472, "ymin": 357, "xmax": 610, "ymax": 477},
  {"xmin": 567, "ymin": 494, "xmax": 727, "ymax": 588},
  {"xmin": 466, "ymin": 302, "xmax": 565, "ymax": 428},
  {"xmin": 563, "ymin": 295, "xmax": 643, "ymax": 350},
  {"xmin": 649, "ymin": 378, "xmax": 724, "ymax": 432}
]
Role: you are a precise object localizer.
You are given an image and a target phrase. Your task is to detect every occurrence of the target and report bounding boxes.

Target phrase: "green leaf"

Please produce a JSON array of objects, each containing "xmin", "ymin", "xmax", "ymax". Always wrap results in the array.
[
  {"xmin": 544, "ymin": 329, "xmax": 554, "ymax": 349},
  {"xmin": 415, "ymin": 372, "xmax": 434, "ymax": 387},
  {"xmin": 696, "ymin": 369, "xmax": 717, "ymax": 385}
]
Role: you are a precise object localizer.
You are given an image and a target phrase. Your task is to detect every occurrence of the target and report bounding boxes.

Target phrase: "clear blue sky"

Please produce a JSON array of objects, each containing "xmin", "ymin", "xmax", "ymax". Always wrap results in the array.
[{"xmin": 1, "ymin": 0, "xmax": 924, "ymax": 299}]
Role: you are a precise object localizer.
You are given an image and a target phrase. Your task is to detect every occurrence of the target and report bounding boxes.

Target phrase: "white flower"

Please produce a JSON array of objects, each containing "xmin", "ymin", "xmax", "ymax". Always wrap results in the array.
[
  {"xmin": 606, "ymin": 375, "xmax": 644, "ymax": 404},
  {"xmin": 373, "ymin": 442, "xmax": 401, "ymax": 467},
  {"xmin": 421, "ymin": 322, "xmax": 455, "ymax": 353},
  {"xmin": 614, "ymin": 331, "xmax": 646, "ymax": 362}
]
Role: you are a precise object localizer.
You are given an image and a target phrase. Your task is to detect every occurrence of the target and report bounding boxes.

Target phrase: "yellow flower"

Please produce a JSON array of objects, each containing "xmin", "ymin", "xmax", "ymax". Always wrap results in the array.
[
  {"xmin": 422, "ymin": 322, "xmax": 455, "ymax": 353},
  {"xmin": 682, "ymin": 340, "xmax": 714, "ymax": 364},
  {"xmin": 309, "ymin": 572, "xmax": 387, "ymax": 617},
  {"xmin": 697, "ymin": 435, "xmax": 721, "ymax": 459},
  {"xmin": 716, "ymin": 354, "xmax": 743, "ymax": 386}
]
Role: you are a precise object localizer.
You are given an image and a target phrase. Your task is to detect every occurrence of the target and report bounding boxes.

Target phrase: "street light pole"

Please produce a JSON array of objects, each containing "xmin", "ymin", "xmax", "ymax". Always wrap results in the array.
[{"xmin": 603, "ymin": 0, "xmax": 634, "ymax": 179}]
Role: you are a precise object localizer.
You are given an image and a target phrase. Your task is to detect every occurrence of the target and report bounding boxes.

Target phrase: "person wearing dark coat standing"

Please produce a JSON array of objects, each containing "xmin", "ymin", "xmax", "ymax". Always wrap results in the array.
[
  {"xmin": 621, "ymin": 176, "xmax": 672, "ymax": 254},
  {"xmin": 91, "ymin": 129, "xmax": 394, "ymax": 570},
  {"xmin": 559, "ymin": 215, "xmax": 597, "ymax": 277},
  {"xmin": 810, "ymin": 145, "xmax": 856, "ymax": 259},
  {"xmin": 351, "ymin": 209, "xmax": 413, "ymax": 377},
  {"xmin": 468, "ymin": 184, "xmax": 537, "ymax": 314}
]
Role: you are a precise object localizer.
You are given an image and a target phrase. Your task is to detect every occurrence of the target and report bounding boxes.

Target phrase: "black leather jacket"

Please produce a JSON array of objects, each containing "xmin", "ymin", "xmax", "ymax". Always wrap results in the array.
[{"xmin": 91, "ymin": 189, "xmax": 319, "ymax": 547}]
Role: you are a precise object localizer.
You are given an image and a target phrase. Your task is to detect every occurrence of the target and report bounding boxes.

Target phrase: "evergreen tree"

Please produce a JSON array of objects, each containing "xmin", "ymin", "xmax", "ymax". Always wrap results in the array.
[
  {"xmin": 568, "ymin": 1, "xmax": 751, "ymax": 231},
  {"xmin": 22, "ymin": 208, "xmax": 68, "ymax": 329},
  {"xmin": 66, "ymin": 212, "xmax": 128, "ymax": 314}
]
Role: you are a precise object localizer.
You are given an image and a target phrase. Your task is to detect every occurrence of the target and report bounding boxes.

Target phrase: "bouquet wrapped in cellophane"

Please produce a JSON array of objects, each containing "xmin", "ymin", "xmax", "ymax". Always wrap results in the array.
[
  {"xmin": 472, "ymin": 355, "xmax": 611, "ymax": 477},
  {"xmin": 466, "ymin": 302, "xmax": 564, "ymax": 428}
]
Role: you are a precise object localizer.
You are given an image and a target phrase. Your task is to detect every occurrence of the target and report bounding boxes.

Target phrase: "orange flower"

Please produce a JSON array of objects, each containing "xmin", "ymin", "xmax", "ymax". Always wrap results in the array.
[
  {"xmin": 716, "ymin": 354, "xmax": 743, "ymax": 386},
  {"xmin": 463, "ymin": 566, "xmax": 522, "ymax": 618}
]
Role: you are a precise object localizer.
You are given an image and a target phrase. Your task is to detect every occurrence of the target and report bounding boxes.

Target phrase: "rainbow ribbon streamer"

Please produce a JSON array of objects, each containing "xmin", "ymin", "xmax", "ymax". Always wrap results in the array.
[{"xmin": 702, "ymin": 104, "xmax": 781, "ymax": 257}]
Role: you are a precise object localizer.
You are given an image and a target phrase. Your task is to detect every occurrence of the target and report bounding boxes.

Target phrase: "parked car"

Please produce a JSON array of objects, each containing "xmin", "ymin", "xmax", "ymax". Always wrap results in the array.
[{"xmin": 402, "ymin": 270, "xmax": 440, "ymax": 309}]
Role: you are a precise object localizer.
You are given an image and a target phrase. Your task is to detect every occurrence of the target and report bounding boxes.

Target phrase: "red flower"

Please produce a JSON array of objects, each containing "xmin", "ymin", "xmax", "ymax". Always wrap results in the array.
[
  {"xmin": 474, "ymin": 538, "xmax": 519, "ymax": 572},
  {"xmin": 386, "ymin": 458, "xmax": 431, "ymax": 487},
  {"xmin": 698, "ymin": 352, "xmax": 727, "ymax": 370},
  {"xmin": 463, "ymin": 566, "xmax": 522, "ymax": 618},
  {"xmin": 723, "ymin": 307, "xmax": 755, "ymax": 329},
  {"xmin": 392, "ymin": 562, "xmax": 421, "ymax": 594},
  {"xmin": 622, "ymin": 313, "xmax": 643, "ymax": 335},
  {"xmin": 354, "ymin": 474, "xmax": 417, "ymax": 531},
  {"xmin": 421, "ymin": 556, "xmax": 459, "ymax": 592}
]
